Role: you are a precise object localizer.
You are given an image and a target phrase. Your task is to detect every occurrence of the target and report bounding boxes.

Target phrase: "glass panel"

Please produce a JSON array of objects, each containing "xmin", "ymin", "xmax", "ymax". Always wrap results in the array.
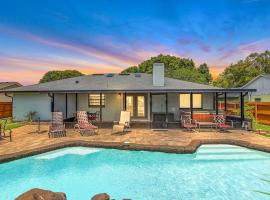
[
  {"xmin": 193, "ymin": 94, "xmax": 202, "ymax": 108},
  {"xmin": 179, "ymin": 94, "xmax": 190, "ymax": 108},
  {"xmin": 89, "ymin": 94, "xmax": 105, "ymax": 106},
  {"xmin": 126, "ymin": 96, "xmax": 134, "ymax": 117},
  {"xmin": 137, "ymin": 96, "xmax": 145, "ymax": 117}
]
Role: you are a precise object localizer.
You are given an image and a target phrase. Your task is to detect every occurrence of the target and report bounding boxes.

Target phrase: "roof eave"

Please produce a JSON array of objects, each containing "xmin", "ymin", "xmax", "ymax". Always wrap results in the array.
[{"xmin": 1, "ymin": 88, "xmax": 256, "ymax": 93}]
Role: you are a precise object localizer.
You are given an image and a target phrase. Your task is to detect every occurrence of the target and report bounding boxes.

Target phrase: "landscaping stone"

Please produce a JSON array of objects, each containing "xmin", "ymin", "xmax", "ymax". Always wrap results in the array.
[
  {"xmin": 15, "ymin": 188, "xmax": 66, "ymax": 200},
  {"xmin": 91, "ymin": 193, "xmax": 110, "ymax": 200}
]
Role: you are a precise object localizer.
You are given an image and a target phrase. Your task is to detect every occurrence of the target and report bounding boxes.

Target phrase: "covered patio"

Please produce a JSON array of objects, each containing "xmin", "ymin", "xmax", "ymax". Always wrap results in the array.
[
  {"xmin": 49, "ymin": 88, "xmax": 255, "ymax": 130},
  {"xmin": 1, "ymin": 124, "xmax": 270, "ymax": 163}
]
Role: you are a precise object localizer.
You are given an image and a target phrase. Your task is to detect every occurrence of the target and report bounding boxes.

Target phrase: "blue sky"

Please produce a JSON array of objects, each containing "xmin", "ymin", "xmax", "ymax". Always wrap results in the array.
[{"xmin": 0, "ymin": 0, "xmax": 270, "ymax": 84}]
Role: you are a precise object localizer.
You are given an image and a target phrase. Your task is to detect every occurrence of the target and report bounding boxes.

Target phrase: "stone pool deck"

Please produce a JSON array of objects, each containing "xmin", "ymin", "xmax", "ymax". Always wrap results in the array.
[{"xmin": 0, "ymin": 124, "xmax": 270, "ymax": 163}]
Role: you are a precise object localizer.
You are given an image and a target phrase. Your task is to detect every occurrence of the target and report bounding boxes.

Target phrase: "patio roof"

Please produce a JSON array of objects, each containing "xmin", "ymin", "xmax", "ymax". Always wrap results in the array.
[{"xmin": 2, "ymin": 73, "xmax": 256, "ymax": 93}]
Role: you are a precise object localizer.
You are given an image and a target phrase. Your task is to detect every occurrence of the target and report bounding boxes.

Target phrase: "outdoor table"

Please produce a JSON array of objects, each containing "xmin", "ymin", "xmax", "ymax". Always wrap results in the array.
[{"xmin": 196, "ymin": 122, "xmax": 216, "ymax": 132}]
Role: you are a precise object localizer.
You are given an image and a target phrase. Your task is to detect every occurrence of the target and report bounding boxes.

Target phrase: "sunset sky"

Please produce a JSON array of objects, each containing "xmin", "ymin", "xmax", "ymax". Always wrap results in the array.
[{"xmin": 0, "ymin": 0, "xmax": 270, "ymax": 85}]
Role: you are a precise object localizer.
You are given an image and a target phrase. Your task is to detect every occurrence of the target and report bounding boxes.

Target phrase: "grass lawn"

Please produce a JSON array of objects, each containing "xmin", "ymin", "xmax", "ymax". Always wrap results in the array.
[
  {"xmin": 253, "ymin": 122, "xmax": 270, "ymax": 137},
  {"xmin": 0, "ymin": 119, "xmax": 24, "ymax": 130}
]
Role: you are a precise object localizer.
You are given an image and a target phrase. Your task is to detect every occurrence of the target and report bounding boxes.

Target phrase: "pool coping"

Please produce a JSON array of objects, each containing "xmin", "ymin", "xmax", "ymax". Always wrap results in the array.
[{"xmin": 1, "ymin": 139, "xmax": 270, "ymax": 163}]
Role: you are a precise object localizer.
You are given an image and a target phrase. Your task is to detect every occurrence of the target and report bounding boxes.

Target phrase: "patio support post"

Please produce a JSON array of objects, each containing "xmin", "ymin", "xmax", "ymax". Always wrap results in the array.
[
  {"xmin": 240, "ymin": 92, "xmax": 244, "ymax": 125},
  {"xmin": 99, "ymin": 93, "xmax": 102, "ymax": 122},
  {"xmin": 51, "ymin": 93, "xmax": 54, "ymax": 112},
  {"xmin": 65, "ymin": 93, "xmax": 68, "ymax": 119},
  {"xmin": 123, "ymin": 92, "xmax": 126, "ymax": 111},
  {"xmin": 150, "ymin": 93, "xmax": 152, "ymax": 128},
  {"xmin": 75, "ymin": 93, "xmax": 78, "ymax": 111},
  {"xmin": 165, "ymin": 92, "xmax": 168, "ymax": 122},
  {"xmin": 215, "ymin": 92, "xmax": 218, "ymax": 115},
  {"xmin": 224, "ymin": 92, "xmax": 227, "ymax": 112},
  {"xmin": 190, "ymin": 92, "xmax": 193, "ymax": 119}
]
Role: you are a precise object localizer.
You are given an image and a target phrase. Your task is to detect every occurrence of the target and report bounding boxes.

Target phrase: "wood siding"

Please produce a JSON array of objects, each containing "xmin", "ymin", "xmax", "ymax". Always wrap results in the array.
[{"xmin": 0, "ymin": 102, "xmax": 12, "ymax": 118}]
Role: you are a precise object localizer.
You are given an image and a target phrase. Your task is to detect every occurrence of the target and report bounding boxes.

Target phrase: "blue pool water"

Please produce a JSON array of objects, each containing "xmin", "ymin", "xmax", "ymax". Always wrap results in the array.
[{"xmin": 1, "ymin": 145, "xmax": 270, "ymax": 200}]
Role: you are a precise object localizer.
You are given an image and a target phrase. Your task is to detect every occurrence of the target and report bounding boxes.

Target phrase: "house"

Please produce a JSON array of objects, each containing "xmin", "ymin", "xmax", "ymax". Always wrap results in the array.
[
  {"xmin": 0, "ymin": 82, "xmax": 22, "ymax": 102},
  {"xmin": 0, "ymin": 82, "xmax": 22, "ymax": 118},
  {"xmin": 2, "ymin": 63, "xmax": 255, "ymax": 126},
  {"xmin": 242, "ymin": 74, "xmax": 270, "ymax": 102}
]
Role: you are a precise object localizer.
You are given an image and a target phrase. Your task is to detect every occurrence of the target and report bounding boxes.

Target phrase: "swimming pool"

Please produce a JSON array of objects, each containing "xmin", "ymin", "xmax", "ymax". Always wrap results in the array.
[{"xmin": 0, "ymin": 145, "xmax": 270, "ymax": 200}]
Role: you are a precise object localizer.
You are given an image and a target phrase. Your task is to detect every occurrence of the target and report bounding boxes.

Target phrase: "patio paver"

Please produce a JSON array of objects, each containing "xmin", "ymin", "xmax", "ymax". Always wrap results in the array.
[{"xmin": 0, "ymin": 124, "xmax": 270, "ymax": 163}]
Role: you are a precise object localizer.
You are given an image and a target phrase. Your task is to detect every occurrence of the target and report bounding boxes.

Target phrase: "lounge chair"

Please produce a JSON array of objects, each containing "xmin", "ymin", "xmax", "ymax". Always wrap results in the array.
[
  {"xmin": 180, "ymin": 115, "xmax": 197, "ymax": 132},
  {"xmin": 0, "ymin": 119, "xmax": 12, "ymax": 142},
  {"xmin": 74, "ymin": 111, "xmax": 98, "ymax": 136},
  {"xmin": 48, "ymin": 112, "xmax": 66, "ymax": 138},
  {"xmin": 112, "ymin": 111, "xmax": 131, "ymax": 134},
  {"xmin": 213, "ymin": 114, "xmax": 233, "ymax": 131}
]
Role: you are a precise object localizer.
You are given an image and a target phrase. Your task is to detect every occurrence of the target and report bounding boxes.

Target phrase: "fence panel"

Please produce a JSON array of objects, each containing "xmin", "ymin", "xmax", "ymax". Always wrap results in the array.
[{"xmin": 0, "ymin": 102, "xmax": 12, "ymax": 118}]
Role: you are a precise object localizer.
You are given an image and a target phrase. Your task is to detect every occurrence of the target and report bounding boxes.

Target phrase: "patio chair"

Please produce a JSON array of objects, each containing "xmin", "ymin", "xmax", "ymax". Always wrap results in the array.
[
  {"xmin": 213, "ymin": 114, "xmax": 233, "ymax": 131},
  {"xmin": 180, "ymin": 115, "xmax": 197, "ymax": 132},
  {"xmin": 74, "ymin": 111, "xmax": 98, "ymax": 136},
  {"xmin": 0, "ymin": 119, "xmax": 12, "ymax": 142},
  {"xmin": 48, "ymin": 112, "xmax": 66, "ymax": 138},
  {"xmin": 112, "ymin": 111, "xmax": 131, "ymax": 134}
]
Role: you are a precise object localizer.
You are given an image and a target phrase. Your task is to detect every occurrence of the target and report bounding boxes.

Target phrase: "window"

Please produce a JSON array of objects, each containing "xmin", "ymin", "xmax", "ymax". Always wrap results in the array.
[
  {"xmin": 137, "ymin": 96, "xmax": 145, "ymax": 117},
  {"xmin": 179, "ymin": 93, "xmax": 202, "ymax": 109},
  {"xmin": 126, "ymin": 96, "xmax": 134, "ymax": 117},
  {"xmin": 88, "ymin": 94, "xmax": 105, "ymax": 107},
  {"xmin": 254, "ymin": 98, "xmax": 261, "ymax": 102}
]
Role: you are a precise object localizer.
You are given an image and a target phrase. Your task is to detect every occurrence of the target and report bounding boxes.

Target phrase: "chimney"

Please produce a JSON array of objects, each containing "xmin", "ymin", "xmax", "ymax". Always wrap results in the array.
[{"xmin": 153, "ymin": 63, "xmax": 165, "ymax": 86}]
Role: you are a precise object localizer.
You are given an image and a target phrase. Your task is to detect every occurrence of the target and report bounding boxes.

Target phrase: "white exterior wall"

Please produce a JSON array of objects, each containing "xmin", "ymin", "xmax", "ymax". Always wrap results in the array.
[
  {"xmin": 0, "ymin": 93, "xmax": 12, "ymax": 102},
  {"xmin": 77, "ymin": 93, "xmax": 123, "ymax": 121},
  {"xmin": 13, "ymin": 93, "xmax": 51, "ymax": 121}
]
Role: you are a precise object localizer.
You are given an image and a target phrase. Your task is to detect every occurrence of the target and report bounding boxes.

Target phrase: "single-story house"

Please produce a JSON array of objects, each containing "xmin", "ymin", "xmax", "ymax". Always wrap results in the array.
[
  {"xmin": 0, "ymin": 82, "xmax": 22, "ymax": 102},
  {"xmin": 2, "ymin": 63, "xmax": 255, "ymax": 126},
  {"xmin": 242, "ymin": 74, "xmax": 270, "ymax": 102}
]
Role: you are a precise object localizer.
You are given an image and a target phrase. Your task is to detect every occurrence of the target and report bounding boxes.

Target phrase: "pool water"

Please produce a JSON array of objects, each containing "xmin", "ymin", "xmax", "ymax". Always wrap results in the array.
[{"xmin": 1, "ymin": 145, "xmax": 270, "ymax": 200}]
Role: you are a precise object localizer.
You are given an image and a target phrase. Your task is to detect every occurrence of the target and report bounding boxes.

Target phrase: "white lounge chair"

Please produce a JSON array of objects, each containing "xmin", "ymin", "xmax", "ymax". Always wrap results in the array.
[{"xmin": 112, "ymin": 111, "xmax": 131, "ymax": 134}]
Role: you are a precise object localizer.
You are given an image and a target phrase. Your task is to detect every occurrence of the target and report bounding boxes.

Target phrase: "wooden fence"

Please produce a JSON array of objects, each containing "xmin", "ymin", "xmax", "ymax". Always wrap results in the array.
[
  {"xmin": 0, "ymin": 102, "xmax": 12, "ymax": 118},
  {"xmin": 218, "ymin": 101, "xmax": 270, "ymax": 125}
]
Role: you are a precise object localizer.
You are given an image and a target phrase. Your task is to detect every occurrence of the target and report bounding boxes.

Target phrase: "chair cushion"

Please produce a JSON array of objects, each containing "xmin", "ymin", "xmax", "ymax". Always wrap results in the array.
[
  {"xmin": 79, "ymin": 123, "xmax": 97, "ymax": 129},
  {"xmin": 218, "ymin": 124, "xmax": 231, "ymax": 128},
  {"xmin": 184, "ymin": 124, "xmax": 196, "ymax": 128}
]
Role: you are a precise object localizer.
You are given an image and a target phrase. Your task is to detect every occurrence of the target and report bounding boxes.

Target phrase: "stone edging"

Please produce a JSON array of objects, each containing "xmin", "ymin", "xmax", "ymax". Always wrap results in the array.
[{"xmin": 0, "ymin": 139, "xmax": 270, "ymax": 164}]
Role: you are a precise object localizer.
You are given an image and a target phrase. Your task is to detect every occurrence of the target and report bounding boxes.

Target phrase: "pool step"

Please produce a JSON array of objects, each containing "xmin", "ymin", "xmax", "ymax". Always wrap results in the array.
[{"xmin": 195, "ymin": 145, "xmax": 270, "ymax": 161}]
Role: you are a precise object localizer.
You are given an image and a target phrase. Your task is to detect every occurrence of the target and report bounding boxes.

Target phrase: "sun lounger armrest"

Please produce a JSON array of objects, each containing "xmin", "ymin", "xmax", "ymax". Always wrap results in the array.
[
  {"xmin": 230, "ymin": 120, "xmax": 234, "ymax": 128},
  {"xmin": 192, "ymin": 119, "xmax": 197, "ymax": 124}
]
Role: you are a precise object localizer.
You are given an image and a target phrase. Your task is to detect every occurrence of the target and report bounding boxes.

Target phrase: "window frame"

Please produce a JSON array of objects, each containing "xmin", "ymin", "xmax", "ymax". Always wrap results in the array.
[
  {"xmin": 179, "ymin": 93, "xmax": 203, "ymax": 109},
  {"xmin": 88, "ymin": 94, "xmax": 105, "ymax": 107}
]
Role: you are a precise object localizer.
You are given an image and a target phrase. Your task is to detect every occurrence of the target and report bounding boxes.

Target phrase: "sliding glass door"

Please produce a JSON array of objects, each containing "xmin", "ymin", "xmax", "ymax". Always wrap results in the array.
[{"xmin": 126, "ymin": 94, "xmax": 147, "ymax": 118}]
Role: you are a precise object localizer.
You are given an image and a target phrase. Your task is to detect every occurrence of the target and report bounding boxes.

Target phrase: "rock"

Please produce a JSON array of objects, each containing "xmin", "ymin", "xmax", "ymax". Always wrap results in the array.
[
  {"xmin": 91, "ymin": 193, "xmax": 110, "ymax": 200},
  {"xmin": 15, "ymin": 188, "xmax": 66, "ymax": 200}
]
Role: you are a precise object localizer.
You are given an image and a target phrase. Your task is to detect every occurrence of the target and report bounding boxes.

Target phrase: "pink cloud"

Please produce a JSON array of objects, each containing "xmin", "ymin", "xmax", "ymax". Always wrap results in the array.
[{"xmin": 177, "ymin": 37, "xmax": 211, "ymax": 52}]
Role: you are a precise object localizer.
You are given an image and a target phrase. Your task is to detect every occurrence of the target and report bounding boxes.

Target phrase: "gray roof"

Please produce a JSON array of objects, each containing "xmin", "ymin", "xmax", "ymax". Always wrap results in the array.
[
  {"xmin": 242, "ymin": 74, "xmax": 270, "ymax": 88},
  {"xmin": 3, "ymin": 73, "xmax": 255, "ymax": 93},
  {"xmin": 0, "ymin": 82, "xmax": 22, "ymax": 90}
]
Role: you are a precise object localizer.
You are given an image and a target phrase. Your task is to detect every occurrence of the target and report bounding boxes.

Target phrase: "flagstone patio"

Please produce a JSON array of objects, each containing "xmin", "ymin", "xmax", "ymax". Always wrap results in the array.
[{"xmin": 1, "ymin": 124, "xmax": 270, "ymax": 163}]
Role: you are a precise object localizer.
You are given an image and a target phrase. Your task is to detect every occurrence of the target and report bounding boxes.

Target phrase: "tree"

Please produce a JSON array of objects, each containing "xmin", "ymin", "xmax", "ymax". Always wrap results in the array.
[
  {"xmin": 213, "ymin": 50, "xmax": 270, "ymax": 88},
  {"xmin": 198, "ymin": 63, "xmax": 213, "ymax": 83},
  {"xmin": 39, "ymin": 70, "xmax": 84, "ymax": 83},
  {"xmin": 122, "ymin": 54, "xmax": 212, "ymax": 84}
]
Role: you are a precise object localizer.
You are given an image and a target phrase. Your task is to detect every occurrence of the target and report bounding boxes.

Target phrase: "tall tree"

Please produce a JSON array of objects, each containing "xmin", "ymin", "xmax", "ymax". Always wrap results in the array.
[
  {"xmin": 122, "ymin": 54, "xmax": 212, "ymax": 84},
  {"xmin": 213, "ymin": 50, "xmax": 270, "ymax": 88},
  {"xmin": 198, "ymin": 63, "xmax": 213, "ymax": 83},
  {"xmin": 39, "ymin": 70, "xmax": 84, "ymax": 83}
]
